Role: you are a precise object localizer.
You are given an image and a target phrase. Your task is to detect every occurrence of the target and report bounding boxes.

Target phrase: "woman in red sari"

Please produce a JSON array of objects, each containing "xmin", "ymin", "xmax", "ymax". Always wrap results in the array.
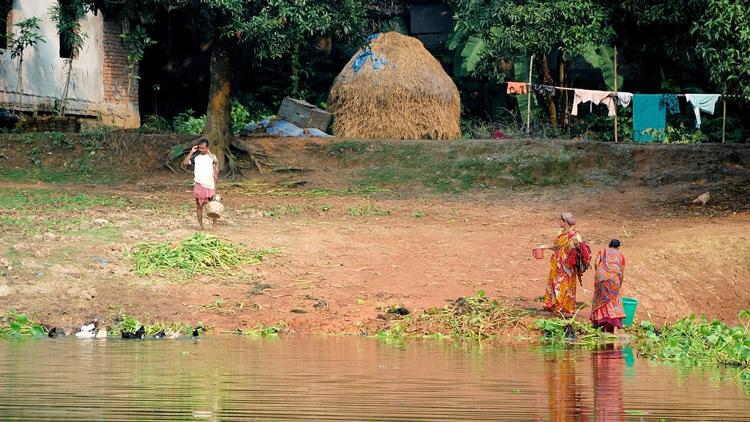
[
  {"xmin": 590, "ymin": 239, "xmax": 626, "ymax": 332},
  {"xmin": 539, "ymin": 213, "xmax": 582, "ymax": 315}
]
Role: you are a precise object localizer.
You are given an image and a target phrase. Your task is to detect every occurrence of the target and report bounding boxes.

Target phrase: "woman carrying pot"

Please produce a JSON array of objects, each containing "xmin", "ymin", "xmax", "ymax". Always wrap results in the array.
[{"xmin": 537, "ymin": 212, "xmax": 582, "ymax": 316}]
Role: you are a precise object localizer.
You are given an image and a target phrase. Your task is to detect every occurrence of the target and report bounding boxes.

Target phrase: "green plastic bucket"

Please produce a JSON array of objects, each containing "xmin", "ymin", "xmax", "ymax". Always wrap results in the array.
[{"xmin": 622, "ymin": 297, "xmax": 639, "ymax": 327}]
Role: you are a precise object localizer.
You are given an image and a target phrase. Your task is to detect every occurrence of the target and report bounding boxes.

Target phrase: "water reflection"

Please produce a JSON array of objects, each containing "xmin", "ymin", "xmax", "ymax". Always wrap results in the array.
[{"xmin": 0, "ymin": 337, "xmax": 747, "ymax": 420}]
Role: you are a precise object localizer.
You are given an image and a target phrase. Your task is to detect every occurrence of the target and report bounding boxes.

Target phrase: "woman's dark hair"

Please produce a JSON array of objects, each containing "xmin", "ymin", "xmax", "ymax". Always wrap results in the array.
[{"xmin": 609, "ymin": 239, "xmax": 621, "ymax": 248}]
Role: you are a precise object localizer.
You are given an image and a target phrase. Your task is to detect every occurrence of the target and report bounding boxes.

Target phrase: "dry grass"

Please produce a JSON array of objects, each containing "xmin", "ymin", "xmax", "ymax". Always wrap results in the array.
[{"xmin": 329, "ymin": 32, "xmax": 461, "ymax": 140}]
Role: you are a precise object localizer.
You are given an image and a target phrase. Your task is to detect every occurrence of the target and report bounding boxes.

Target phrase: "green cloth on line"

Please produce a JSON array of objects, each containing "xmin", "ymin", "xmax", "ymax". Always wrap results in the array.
[{"xmin": 633, "ymin": 94, "xmax": 666, "ymax": 142}]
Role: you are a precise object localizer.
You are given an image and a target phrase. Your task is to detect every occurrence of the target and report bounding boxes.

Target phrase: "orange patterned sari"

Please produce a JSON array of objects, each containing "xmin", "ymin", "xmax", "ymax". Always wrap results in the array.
[
  {"xmin": 543, "ymin": 228, "xmax": 579, "ymax": 314},
  {"xmin": 590, "ymin": 248, "xmax": 626, "ymax": 330}
]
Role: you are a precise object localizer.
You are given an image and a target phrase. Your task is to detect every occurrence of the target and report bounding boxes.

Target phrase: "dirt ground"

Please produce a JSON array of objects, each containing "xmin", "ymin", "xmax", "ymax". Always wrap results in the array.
[{"xmin": 1, "ymin": 134, "xmax": 749, "ymax": 334}]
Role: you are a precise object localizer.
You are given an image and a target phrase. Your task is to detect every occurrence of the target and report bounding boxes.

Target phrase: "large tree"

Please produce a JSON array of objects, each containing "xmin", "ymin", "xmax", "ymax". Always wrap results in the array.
[{"xmin": 448, "ymin": 0, "xmax": 612, "ymax": 126}]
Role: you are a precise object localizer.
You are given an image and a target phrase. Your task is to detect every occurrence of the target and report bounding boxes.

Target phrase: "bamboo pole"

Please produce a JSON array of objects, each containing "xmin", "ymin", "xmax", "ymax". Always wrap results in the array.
[
  {"xmin": 613, "ymin": 46, "xmax": 619, "ymax": 143},
  {"xmin": 526, "ymin": 54, "xmax": 534, "ymax": 135},
  {"xmin": 722, "ymin": 98, "xmax": 727, "ymax": 144}
]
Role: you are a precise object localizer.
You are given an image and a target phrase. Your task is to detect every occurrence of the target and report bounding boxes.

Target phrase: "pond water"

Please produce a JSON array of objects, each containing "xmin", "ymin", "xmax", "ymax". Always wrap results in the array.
[{"xmin": 0, "ymin": 336, "xmax": 748, "ymax": 421}]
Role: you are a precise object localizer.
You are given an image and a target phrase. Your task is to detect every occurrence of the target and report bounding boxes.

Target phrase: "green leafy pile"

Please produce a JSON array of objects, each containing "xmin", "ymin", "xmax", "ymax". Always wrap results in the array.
[
  {"xmin": 635, "ymin": 311, "xmax": 750, "ymax": 379},
  {"xmin": 131, "ymin": 232, "xmax": 276, "ymax": 276},
  {"xmin": 536, "ymin": 317, "xmax": 616, "ymax": 344},
  {"xmin": 0, "ymin": 310, "xmax": 46, "ymax": 338},
  {"xmin": 390, "ymin": 291, "xmax": 528, "ymax": 341}
]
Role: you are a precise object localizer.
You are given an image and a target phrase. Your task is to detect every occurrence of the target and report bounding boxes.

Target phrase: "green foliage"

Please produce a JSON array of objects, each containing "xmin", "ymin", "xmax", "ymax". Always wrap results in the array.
[
  {"xmin": 449, "ymin": 0, "xmax": 612, "ymax": 81},
  {"xmin": 236, "ymin": 322, "xmax": 287, "ymax": 337},
  {"xmin": 130, "ymin": 232, "xmax": 278, "ymax": 277},
  {"xmin": 263, "ymin": 204, "xmax": 300, "ymax": 218},
  {"xmin": 0, "ymin": 310, "xmax": 46, "ymax": 338},
  {"xmin": 642, "ymin": 125, "xmax": 709, "ymax": 144},
  {"xmin": 120, "ymin": 24, "xmax": 156, "ymax": 89},
  {"xmin": 172, "ymin": 110, "xmax": 206, "ymax": 134},
  {"xmin": 8, "ymin": 17, "xmax": 46, "ymax": 61},
  {"xmin": 141, "ymin": 115, "xmax": 171, "ymax": 133},
  {"xmin": 108, "ymin": 311, "xmax": 194, "ymax": 337},
  {"xmin": 634, "ymin": 312, "xmax": 750, "ymax": 383},
  {"xmin": 536, "ymin": 317, "xmax": 616, "ymax": 344},
  {"xmin": 579, "ymin": 45, "xmax": 622, "ymax": 91},
  {"xmin": 50, "ymin": 131, "xmax": 74, "ymax": 149},
  {"xmin": 693, "ymin": 0, "xmax": 750, "ymax": 99},
  {"xmin": 379, "ymin": 291, "xmax": 528, "ymax": 341}
]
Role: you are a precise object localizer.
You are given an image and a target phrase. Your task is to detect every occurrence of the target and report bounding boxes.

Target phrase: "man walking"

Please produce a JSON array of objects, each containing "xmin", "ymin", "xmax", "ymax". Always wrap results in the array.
[{"xmin": 182, "ymin": 138, "xmax": 219, "ymax": 230}]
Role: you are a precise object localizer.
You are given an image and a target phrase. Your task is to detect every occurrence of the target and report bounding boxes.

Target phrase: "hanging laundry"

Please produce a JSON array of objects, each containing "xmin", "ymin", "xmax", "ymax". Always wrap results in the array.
[
  {"xmin": 616, "ymin": 92, "xmax": 633, "ymax": 107},
  {"xmin": 661, "ymin": 94, "xmax": 680, "ymax": 115},
  {"xmin": 685, "ymin": 94, "xmax": 721, "ymax": 128},
  {"xmin": 571, "ymin": 89, "xmax": 616, "ymax": 116},
  {"xmin": 531, "ymin": 84, "xmax": 555, "ymax": 96},
  {"xmin": 507, "ymin": 82, "xmax": 528, "ymax": 95},
  {"xmin": 633, "ymin": 94, "xmax": 666, "ymax": 142}
]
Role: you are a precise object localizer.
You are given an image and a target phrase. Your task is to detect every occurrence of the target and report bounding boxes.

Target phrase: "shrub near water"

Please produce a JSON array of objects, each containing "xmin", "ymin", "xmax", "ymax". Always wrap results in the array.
[
  {"xmin": 0, "ymin": 310, "xmax": 46, "ymax": 338},
  {"xmin": 131, "ymin": 232, "xmax": 276, "ymax": 276}
]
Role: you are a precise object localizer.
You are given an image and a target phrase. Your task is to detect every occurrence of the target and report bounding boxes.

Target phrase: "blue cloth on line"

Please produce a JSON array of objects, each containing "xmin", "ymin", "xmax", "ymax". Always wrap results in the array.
[
  {"xmin": 661, "ymin": 94, "xmax": 680, "ymax": 115},
  {"xmin": 633, "ymin": 94, "xmax": 666, "ymax": 142},
  {"xmin": 685, "ymin": 94, "xmax": 721, "ymax": 128}
]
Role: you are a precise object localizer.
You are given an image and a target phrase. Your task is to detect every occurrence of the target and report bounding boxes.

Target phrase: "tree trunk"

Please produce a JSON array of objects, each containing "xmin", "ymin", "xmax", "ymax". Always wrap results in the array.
[
  {"xmin": 541, "ymin": 53, "xmax": 557, "ymax": 127},
  {"xmin": 60, "ymin": 59, "xmax": 73, "ymax": 115},
  {"xmin": 202, "ymin": 39, "xmax": 232, "ymax": 171}
]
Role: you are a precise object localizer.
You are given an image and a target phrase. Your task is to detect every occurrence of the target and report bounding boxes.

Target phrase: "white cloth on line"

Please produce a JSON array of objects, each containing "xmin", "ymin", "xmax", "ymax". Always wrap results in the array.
[
  {"xmin": 616, "ymin": 92, "xmax": 633, "ymax": 107},
  {"xmin": 571, "ymin": 89, "xmax": 616, "ymax": 116},
  {"xmin": 685, "ymin": 94, "xmax": 721, "ymax": 128}
]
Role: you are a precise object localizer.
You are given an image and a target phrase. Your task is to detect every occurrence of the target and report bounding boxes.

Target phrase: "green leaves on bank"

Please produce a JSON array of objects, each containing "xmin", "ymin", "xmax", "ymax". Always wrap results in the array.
[
  {"xmin": 131, "ymin": 232, "xmax": 278, "ymax": 277},
  {"xmin": 0, "ymin": 310, "xmax": 46, "ymax": 338}
]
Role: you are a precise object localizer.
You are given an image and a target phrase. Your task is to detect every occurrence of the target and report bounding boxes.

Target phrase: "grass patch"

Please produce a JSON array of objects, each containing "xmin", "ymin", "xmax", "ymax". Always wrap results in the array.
[
  {"xmin": 0, "ymin": 310, "xmax": 46, "ymax": 338},
  {"xmin": 327, "ymin": 141, "xmax": 587, "ymax": 192},
  {"xmin": 131, "ymin": 232, "xmax": 278, "ymax": 277},
  {"xmin": 634, "ymin": 312, "xmax": 750, "ymax": 383},
  {"xmin": 0, "ymin": 189, "xmax": 125, "ymax": 212},
  {"xmin": 346, "ymin": 204, "xmax": 390, "ymax": 217},
  {"xmin": 1, "ymin": 215, "xmax": 86, "ymax": 236},
  {"xmin": 377, "ymin": 291, "xmax": 528, "ymax": 341},
  {"xmin": 263, "ymin": 204, "xmax": 301, "ymax": 218},
  {"xmin": 0, "ymin": 166, "xmax": 124, "ymax": 185}
]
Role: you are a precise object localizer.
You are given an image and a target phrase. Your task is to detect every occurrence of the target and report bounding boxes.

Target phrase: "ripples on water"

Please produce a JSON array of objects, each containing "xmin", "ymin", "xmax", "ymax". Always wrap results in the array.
[{"xmin": 0, "ymin": 336, "xmax": 748, "ymax": 421}]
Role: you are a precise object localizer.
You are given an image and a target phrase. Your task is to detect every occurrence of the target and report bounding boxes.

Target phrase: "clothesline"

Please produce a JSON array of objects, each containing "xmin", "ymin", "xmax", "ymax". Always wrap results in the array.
[
  {"xmin": 505, "ymin": 80, "xmax": 731, "ymax": 143},
  {"xmin": 506, "ymin": 81, "xmax": 731, "ymax": 98}
]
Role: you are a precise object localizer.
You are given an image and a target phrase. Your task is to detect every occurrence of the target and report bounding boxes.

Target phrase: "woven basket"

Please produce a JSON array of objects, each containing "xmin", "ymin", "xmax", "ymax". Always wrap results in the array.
[{"xmin": 205, "ymin": 200, "xmax": 224, "ymax": 219}]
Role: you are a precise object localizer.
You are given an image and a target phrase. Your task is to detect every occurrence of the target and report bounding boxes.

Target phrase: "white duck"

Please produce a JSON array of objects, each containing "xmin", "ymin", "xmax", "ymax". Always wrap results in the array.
[{"xmin": 75, "ymin": 319, "xmax": 99, "ymax": 338}]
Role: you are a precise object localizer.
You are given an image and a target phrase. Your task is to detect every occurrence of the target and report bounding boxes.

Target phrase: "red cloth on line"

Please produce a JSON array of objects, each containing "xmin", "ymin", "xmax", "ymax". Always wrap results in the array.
[
  {"xmin": 193, "ymin": 183, "xmax": 215, "ymax": 206},
  {"xmin": 506, "ymin": 82, "xmax": 528, "ymax": 95}
]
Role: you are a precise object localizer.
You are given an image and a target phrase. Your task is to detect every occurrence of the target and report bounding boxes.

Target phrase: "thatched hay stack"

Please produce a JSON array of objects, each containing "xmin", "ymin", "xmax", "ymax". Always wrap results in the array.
[{"xmin": 329, "ymin": 32, "xmax": 461, "ymax": 140}]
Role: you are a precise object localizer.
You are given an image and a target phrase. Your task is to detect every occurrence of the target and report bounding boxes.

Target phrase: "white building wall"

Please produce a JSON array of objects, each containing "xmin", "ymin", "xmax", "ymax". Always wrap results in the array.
[{"xmin": 0, "ymin": 0, "xmax": 134, "ymax": 126}]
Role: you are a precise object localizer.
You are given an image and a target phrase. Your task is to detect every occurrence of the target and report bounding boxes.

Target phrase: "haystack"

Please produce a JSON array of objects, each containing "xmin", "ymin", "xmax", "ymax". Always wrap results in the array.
[{"xmin": 329, "ymin": 32, "xmax": 461, "ymax": 140}]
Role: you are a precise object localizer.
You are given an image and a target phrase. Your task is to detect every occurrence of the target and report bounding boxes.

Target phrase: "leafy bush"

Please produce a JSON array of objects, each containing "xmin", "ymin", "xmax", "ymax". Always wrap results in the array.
[
  {"xmin": 172, "ymin": 110, "xmax": 206, "ymax": 134},
  {"xmin": 0, "ymin": 310, "xmax": 46, "ymax": 338}
]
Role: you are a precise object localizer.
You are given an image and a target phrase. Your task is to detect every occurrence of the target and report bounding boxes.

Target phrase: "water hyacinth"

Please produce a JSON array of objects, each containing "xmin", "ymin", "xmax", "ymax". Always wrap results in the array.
[{"xmin": 635, "ymin": 311, "xmax": 750, "ymax": 381}]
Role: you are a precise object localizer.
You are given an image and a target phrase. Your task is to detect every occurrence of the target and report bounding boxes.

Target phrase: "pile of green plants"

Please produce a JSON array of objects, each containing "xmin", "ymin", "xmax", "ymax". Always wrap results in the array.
[
  {"xmin": 108, "ymin": 311, "xmax": 196, "ymax": 337},
  {"xmin": 380, "ymin": 291, "xmax": 528, "ymax": 341},
  {"xmin": 634, "ymin": 311, "xmax": 750, "ymax": 380},
  {"xmin": 131, "ymin": 232, "xmax": 277, "ymax": 277},
  {"xmin": 536, "ymin": 316, "xmax": 617, "ymax": 344},
  {"xmin": 0, "ymin": 310, "xmax": 46, "ymax": 338}
]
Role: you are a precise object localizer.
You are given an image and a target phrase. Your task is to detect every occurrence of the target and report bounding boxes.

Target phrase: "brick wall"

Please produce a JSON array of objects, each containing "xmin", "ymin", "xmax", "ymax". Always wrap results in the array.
[{"xmin": 102, "ymin": 18, "xmax": 137, "ymax": 105}]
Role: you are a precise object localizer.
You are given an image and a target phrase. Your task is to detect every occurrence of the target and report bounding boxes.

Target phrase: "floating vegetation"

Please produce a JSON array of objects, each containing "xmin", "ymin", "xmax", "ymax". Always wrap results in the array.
[
  {"xmin": 377, "ymin": 291, "xmax": 528, "ymax": 341},
  {"xmin": 634, "ymin": 311, "xmax": 750, "ymax": 382},
  {"xmin": 131, "ymin": 232, "xmax": 278, "ymax": 277},
  {"xmin": 0, "ymin": 310, "xmax": 46, "ymax": 338}
]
